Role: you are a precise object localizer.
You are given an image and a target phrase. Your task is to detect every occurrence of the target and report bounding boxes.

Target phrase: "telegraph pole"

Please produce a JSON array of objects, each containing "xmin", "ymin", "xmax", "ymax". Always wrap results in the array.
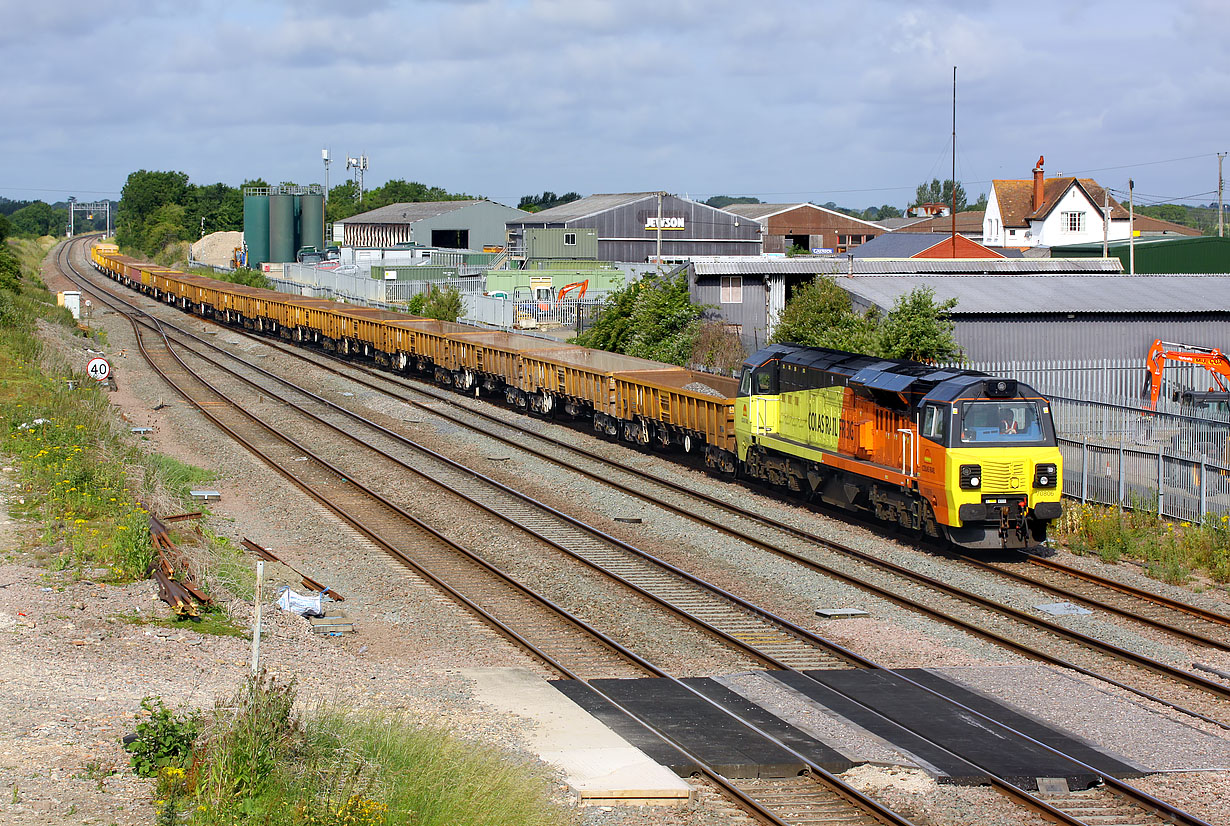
[
  {"xmin": 1219, "ymin": 152, "xmax": 1225, "ymax": 237},
  {"xmin": 1107, "ymin": 188, "xmax": 1116, "ymax": 258},
  {"xmin": 655, "ymin": 191, "xmax": 664, "ymax": 271},
  {"xmin": 1128, "ymin": 179, "xmax": 1135, "ymax": 276},
  {"xmin": 950, "ymin": 66, "xmax": 957, "ymax": 257}
]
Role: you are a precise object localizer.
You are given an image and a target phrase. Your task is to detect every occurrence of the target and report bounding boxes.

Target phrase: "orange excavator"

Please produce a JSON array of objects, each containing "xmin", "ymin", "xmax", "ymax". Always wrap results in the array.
[
  {"xmin": 558, "ymin": 280, "xmax": 588, "ymax": 301},
  {"xmin": 1145, "ymin": 339, "xmax": 1230, "ymax": 413}
]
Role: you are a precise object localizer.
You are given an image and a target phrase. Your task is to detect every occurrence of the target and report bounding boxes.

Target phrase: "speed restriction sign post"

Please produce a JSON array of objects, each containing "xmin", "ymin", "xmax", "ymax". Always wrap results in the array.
[{"xmin": 86, "ymin": 357, "xmax": 111, "ymax": 383}]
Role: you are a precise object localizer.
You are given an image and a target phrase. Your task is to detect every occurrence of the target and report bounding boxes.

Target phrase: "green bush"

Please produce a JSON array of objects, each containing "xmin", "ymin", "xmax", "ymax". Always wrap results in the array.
[{"xmin": 123, "ymin": 697, "xmax": 201, "ymax": 777}]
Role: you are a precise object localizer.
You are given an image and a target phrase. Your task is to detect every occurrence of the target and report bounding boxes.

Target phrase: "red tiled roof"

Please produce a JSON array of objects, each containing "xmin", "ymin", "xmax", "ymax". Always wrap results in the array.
[{"xmin": 993, "ymin": 177, "xmax": 1128, "ymax": 227}]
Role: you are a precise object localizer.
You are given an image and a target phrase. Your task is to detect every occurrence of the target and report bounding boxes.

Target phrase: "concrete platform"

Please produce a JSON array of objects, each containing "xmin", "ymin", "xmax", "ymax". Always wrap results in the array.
[{"xmin": 463, "ymin": 669, "xmax": 693, "ymax": 807}]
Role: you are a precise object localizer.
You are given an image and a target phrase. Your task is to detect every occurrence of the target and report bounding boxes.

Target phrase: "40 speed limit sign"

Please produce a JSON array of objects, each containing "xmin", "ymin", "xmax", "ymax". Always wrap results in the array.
[{"xmin": 86, "ymin": 357, "xmax": 111, "ymax": 382}]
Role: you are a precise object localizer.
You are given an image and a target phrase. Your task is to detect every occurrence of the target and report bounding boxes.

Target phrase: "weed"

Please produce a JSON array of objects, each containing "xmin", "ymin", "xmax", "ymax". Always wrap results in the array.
[
  {"xmin": 1056, "ymin": 503, "xmax": 1230, "ymax": 585},
  {"xmin": 10, "ymin": 783, "xmax": 18, "ymax": 804},
  {"xmin": 77, "ymin": 760, "xmax": 116, "ymax": 790},
  {"xmin": 122, "ymin": 697, "xmax": 200, "ymax": 778},
  {"xmin": 119, "ymin": 607, "xmax": 246, "ymax": 638}
]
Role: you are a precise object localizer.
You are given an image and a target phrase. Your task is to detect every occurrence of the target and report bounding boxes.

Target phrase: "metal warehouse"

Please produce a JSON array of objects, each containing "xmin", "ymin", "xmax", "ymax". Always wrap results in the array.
[
  {"xmin": 335, "ymin": 200, "xmax": 528, "ymax": 249},
  {"xmin": 506, "ymin": 192, "xmax": 761, "ymax": 263},
  {"xmin": 688, "ymin": 257, "xmax": 1122, "ymax": 353},
  {"xmin": 839, "ymin": 273, "xmax": 1230, "ymax": 362},
  {"xmin": 1052, "ymin": 235, "xmax": 1230, "ymax": 274}
]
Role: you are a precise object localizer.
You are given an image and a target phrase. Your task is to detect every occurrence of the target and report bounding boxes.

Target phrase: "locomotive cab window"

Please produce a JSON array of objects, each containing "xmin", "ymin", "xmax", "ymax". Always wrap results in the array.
[
  {"xmin": 921, "ymin": 404, "xmax": 946, "ymax": 444},
  {"xmin": 754, "ymin": 368, "xmax": 777, "ymax": 394},
  {"xmin": 739, "ymin": 368, "xmax": 752, "ymax": 396},
  {"xmin": 958, "ymin": 400, "xmax": 1054, "ymax": 446}
]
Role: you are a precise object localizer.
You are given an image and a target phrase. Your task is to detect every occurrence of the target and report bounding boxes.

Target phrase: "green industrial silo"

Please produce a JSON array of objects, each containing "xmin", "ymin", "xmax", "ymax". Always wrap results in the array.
[
  {"xmin": 243, "ymin": 192, "xmax": 270, "ymax": 267},
  {"xmin": 299, "ymin": 193, "xmax": 325, "ymax": 253},
  {"xmin": 269, "ymin": 193, "xmax": 295, "ymax": 263}
]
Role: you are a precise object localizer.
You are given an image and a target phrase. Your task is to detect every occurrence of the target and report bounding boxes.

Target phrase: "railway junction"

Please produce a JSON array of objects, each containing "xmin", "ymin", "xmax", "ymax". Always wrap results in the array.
[{"xmin": 4, "ymin": 237, "xmax": 1230, "ymax": 826}]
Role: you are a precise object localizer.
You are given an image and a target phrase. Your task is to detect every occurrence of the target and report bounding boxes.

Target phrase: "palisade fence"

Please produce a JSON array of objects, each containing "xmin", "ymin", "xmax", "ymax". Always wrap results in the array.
[{"xmin": 958, "ymin": 359, "xmax": 1230, "ymax": 521}]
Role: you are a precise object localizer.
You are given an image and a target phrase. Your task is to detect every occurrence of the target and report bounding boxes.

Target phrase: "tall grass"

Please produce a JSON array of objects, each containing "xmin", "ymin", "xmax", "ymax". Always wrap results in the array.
[
  {"xmin": 184, "ymin": 674, "xmax": 576, "ymax": 826},
  {"xmin": 0, "ymin": 238, "xmax": 243, "ymax": 589}
]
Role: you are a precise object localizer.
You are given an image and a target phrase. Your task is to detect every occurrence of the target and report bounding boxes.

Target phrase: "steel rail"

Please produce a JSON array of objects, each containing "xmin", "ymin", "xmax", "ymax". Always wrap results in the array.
[
  {"xmin": 181, "ymin": 327, "xmax": 1230, "ymax": 720},
  {"xmin": 62, "ymin": 240, "xmax": 917, "ymax": 826},
  {"xmin": 228, "ymin": 337, "xmax": 1230, "ymax": 666},
  {"xmin": 66, "ymin": 241, "xmax": 1218, "ymax": 826}
]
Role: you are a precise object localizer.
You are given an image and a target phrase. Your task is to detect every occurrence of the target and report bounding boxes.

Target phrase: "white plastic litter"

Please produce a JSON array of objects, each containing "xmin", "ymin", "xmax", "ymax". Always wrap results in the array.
[{"xmin": 275, "ymin": 586, "xmax": 326, "ymax": 618}]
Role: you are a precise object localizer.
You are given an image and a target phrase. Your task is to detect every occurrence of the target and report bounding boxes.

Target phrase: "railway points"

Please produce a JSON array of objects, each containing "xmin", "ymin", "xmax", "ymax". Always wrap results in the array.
[{"xmin": 55, "ymin": 237, "xmax": 1230, "ymax": 826}]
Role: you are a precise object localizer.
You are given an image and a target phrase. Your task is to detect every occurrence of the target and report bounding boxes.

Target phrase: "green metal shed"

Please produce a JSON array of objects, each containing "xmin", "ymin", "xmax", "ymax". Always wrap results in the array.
[{"xmin": 1052, "ymin": 235, "xmax": 1230, "ymax": 273}]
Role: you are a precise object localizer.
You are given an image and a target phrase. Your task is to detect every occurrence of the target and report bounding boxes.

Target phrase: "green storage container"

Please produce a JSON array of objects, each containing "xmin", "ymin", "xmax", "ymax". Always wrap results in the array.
[
  {"xmin": 299, "ymin": 194, "xmax": 324, "ymax": 253},
  {"xmin": 243, "ymin": 194, "xmax": 269, "ymax": 268},
  {"xmin": 269, "ymin": 194, "xmax": 295, "ymax": 264}
]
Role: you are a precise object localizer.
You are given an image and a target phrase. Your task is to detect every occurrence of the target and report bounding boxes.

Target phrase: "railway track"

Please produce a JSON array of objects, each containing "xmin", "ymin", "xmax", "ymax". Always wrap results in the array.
[
  {"xmin": 962, "ymin": 552, "xmax": 1230, "ymax": 650},
  {"xmin": 178, "ymin": 312, "xmax": 1230, "ymax": 726},
  {"xmin": 59, "ymin": 240, "xmax": 920, "ymax": 826},
  {"xmin": 60, "ymin": 239, "xmax": 1220, "ymax": 826}
]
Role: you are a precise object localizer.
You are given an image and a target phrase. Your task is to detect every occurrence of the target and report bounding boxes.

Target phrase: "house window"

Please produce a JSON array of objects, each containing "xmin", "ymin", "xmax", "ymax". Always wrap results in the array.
[
  {"xmin": 563, "ymin": 232, "xmax": 576, "ymax": 246},
  {"xmin": 1063, "ymin": 212, "xmax": 1085, "ymax": 233},
  {"xmin": 720, "ymin": 276, "xmax": 742, "ymax": 304},
  {"xmin": 1009, "ymin": 229, "xmax": 1017, "ymax": 237}
]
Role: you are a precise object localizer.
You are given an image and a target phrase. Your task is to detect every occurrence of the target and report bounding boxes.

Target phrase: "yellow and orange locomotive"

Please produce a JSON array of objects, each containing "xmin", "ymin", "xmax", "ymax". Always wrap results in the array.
[{"xmin": 735, "ymin": 344, "xmax": 1063, "ymax": 549}]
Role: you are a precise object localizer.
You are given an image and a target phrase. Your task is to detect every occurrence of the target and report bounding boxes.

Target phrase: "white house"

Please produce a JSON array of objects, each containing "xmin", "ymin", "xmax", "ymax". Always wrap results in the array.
[{"xmin": 982, "ymin": 157, "xmax": 1130, "ymax": 248}]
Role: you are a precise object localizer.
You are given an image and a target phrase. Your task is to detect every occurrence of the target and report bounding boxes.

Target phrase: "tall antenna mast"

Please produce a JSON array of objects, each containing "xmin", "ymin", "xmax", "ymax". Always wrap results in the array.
[{"xmin": 951, "ymin": 65, "xmax": 957, "ymax": 257}]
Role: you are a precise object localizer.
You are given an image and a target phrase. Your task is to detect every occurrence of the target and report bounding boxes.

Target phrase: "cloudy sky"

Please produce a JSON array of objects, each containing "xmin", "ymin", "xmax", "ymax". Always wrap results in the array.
[{"xmin": 3, "ymin": 0, "xmax": 1227, "ymax": 212}]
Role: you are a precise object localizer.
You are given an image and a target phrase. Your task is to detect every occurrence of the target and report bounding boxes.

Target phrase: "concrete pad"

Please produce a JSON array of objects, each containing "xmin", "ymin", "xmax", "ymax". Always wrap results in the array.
[{"xmin": 463, "ymin": 668, "xmax": 693, "ymax": 806}]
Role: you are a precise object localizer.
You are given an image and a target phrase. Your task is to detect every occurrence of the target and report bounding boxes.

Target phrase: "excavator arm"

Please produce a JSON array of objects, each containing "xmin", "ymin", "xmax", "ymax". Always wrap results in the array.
[
  {"xmin": 1145, "ymin": 339, "xmax": 1230, "ymax": 409},
  {"xmin": 557, "ymin": 280, "xmax": 588, "ymax": 301}
]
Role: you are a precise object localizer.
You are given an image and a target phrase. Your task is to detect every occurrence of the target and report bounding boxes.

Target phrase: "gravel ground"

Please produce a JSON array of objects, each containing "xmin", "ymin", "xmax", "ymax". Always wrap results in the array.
[{"xmin": 8, "ymin": 242, "xmax": 1228, "ymax": 826}]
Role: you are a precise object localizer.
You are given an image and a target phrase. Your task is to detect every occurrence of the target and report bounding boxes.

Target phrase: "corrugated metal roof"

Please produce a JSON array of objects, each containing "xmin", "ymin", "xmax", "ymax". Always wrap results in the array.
[
  {"xmin": 838, "ymin": 274, "xmax": 1230, "ymax": 314},
  {"xmin": 874, "ymin": 216, "xmax": 931, "ymax": 230},
  {"xmin": 515, "ymin": 192, "xmax": 660, "ymax": 223},
  {"xmin": 690, "ymin": 257, "xmax": 1122, "ymax": 275},
  {"xmin": 722, "ymin": 202, "xmax": 884, "ymax": 228},
  {"xmin": 340, "ymin": 200, "xmax": 494, "ymax": 224}
]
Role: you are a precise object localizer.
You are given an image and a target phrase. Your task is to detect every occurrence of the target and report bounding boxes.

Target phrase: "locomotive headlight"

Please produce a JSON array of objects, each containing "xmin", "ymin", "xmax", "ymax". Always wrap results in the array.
[
  {"xmin": 959, "ymin": 464, "xmax": 981, "ymax": 489},
  {"xmin": 1034, "ymin": 463, "xmax": 1058, "ymax": 488}
]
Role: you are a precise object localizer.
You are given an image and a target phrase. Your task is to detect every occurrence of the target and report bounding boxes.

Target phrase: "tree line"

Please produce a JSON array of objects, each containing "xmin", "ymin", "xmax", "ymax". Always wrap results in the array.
[
  {"xmin": 703, "ymin": 178, "xmax": 988, "ymax": 222},
  {"xmin": 576, "ymin": 271, "xmax": 961, "ymax": 375},
  {"xmin": 109, "ymin": 171, "xmax": 477, "ymax": 259},
  {"xmin": 1, "ymin": 196, "xmax": 110, "ymax": 238}
]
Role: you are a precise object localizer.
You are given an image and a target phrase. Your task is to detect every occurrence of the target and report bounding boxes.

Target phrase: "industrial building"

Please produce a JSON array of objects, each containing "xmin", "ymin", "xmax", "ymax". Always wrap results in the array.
[
  {"xmin": 838, "ymin": 273, "xmax": 1230, "ymax": 361},
  {"xmin": 506, "ymin": 192, "xmax": 761, "ymax": 263},
  {"xmin": 1052, "ymin": 235, "xmax": 1230, "ymax": 274},
  {"xmin": 721, "ymin": 202, "xmax": 883, "ymax": 254},
  {"xmin": 334, "ymin": 200, "xmax": 528, "ymax": 249},
  {"xmin": 687, "ymin": 256, "xmax": 1125, "ymax": 354}
]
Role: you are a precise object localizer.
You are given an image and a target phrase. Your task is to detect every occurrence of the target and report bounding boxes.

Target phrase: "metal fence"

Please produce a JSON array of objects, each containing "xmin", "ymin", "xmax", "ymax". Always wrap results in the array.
[
  {"xmin": 461, "ymin": 293, "xmax": 609, "ymax": 333},
  {"xmin": 1061, "ymin": 438, "xmax": 1229, "ymax": 522},
  {"xmin": 385, "ymin": 276, "xmax": 485, "ymax": 303},
  {"xmin": 961, "ymin": 357, "xmax": 1230, "ymax": 418},
  {"xmin": 961, "ymin": 359, "xmax": 1230, "ymax": 521}
]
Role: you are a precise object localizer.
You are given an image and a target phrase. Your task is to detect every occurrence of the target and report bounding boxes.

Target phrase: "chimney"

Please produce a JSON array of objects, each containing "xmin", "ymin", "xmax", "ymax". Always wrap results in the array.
[{"xmin": 1032, "ymin": 155, "xmax": 1045, "ymax": 212}]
